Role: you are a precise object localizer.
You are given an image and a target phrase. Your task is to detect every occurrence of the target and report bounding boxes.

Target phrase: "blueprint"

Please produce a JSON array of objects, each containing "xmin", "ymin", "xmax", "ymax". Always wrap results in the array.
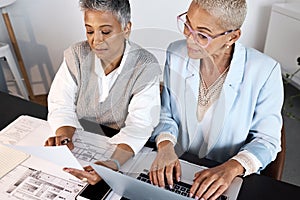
[{"xmin": 0, "ymin": 115, "xmax": 153, "ymax": 200}]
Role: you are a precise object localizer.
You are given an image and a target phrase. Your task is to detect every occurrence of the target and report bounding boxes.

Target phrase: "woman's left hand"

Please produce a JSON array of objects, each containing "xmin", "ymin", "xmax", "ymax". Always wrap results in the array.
[
  {"xmin": 189, "ymin": 159, "xmax": 244, "ymax": 200},
  {"xmin": 63, "ymin": 160, "xmax": 118, "ymax": 185}
]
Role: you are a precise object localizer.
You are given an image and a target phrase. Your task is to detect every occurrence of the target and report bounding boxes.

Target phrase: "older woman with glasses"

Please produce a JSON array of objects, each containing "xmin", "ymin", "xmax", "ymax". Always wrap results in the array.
[
  {"xmin": 150, "ymin": 0, "xmax": 284, "ymax": 199},
  {"xmin": 45, "ymin": 0, "xmax": 161, "ymax": 184}
]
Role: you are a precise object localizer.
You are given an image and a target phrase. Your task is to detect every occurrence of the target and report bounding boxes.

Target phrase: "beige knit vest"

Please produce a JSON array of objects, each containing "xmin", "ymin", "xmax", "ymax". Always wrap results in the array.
[{"xmin": 64, "ymin": 41, "xmax": 161, "ymax": 130}]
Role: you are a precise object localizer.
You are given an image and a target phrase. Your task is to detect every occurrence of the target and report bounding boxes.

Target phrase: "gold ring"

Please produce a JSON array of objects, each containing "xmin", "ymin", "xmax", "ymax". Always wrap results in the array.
[{"xmin": 81, "ymin": 177, "xmax": 88, "ymax": 182}]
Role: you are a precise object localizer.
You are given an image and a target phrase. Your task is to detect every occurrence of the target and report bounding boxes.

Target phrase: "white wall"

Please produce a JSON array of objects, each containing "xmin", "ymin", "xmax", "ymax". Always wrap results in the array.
[
  {"xmin": 240, "ymin": 0, "xmax": 285, "ymax": 50},
  {"xmin": 0, "ymin": 0, "xmax": 85, "ymax": 95},
  {"xmin": 0, "ymin": 0, "xmax": 292, "ymax": 95},
  {"xmin": 129, "ymin": 0, "xmax": 190, "ymax": 79}
]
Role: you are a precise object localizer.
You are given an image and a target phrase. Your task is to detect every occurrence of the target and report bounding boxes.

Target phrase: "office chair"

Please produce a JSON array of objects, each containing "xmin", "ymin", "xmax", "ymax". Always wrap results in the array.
[{"xmin": 261, "ymin": 125, "xmax": 286, "ymax": 181}]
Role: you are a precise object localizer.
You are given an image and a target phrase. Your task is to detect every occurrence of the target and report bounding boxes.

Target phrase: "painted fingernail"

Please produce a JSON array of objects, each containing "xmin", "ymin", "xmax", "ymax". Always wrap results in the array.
[
  {"xmin": 189, "ymin": 193, "xmax": 193, "ymax": 197},
  {"xmin": 81, "ymin": 177, "xmax": 88, "ymax": 182},
  {"xmin": 195, "ymin": 196, "xmax": 199, "ymax": 200},
  {"xmin": 169, "ymin": 185, "xmax": 173, "ymax": 189}
]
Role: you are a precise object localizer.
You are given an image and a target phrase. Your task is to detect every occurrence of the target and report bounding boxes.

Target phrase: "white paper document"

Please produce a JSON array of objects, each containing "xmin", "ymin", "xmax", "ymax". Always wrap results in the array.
[
  {"xmin": 0, "ymin": 116, "xmax": 88, "ymax": 200},
  {"xmin": 71, "ymin": 130, "xmax": 153, "ymax": 173},
  {"xmin": 0, "ymin": 115, "xmax": 154, "ymax": 200},
  {"xmin": 0, "ymin": 154, "xmax": 87, "ymax": 200},
  {"xmin": 0, "ymin": 115, "xmax": 51, "ymax": 145},
  {"xmin": 5, "ymin": 144, "xmax": 83, "ymax": 171},
  {"xmin": 0, "ymin": 144, "xmax": 30, "ymax": 178}
]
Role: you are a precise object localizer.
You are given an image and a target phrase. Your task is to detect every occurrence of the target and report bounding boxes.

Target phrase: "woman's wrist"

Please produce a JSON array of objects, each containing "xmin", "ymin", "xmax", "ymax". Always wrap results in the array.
[
  {"xmin": 155, "ymin": 132, "xmax": 177, "ymax": 147},
  {"xmin": 55, "ymin": 126, "xmax": 76, "ymax": 138},
  {"xmin": 105, "ymin": 159, "xmax": 121, "ymax": 171},
  {"xmin": 226, "ymin": 159, "xmax": 245, "ymax": 177},
  {"xmin": 157, "ymin": 140, "xmax": 174, "ymax": 151}
]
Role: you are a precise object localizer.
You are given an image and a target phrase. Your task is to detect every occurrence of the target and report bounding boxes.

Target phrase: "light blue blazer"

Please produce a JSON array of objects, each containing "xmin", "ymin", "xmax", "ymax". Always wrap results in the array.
[{"xmin": 151, "ymin": 40, "xmax": 284, "ymax": 170}]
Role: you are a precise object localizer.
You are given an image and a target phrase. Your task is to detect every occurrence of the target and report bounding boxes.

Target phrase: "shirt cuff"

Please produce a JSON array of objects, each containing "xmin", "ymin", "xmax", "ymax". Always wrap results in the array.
[
  {"xmin": 47, "ymin": 116, "xmax": 83, "ymax": 135},
  {"xmin": 155, "ymin": 132, "xmax": 177, "ymax": 147},
  {"xmin": 231, "ymin": 150, "xmax": 262, "ymax": 177}
]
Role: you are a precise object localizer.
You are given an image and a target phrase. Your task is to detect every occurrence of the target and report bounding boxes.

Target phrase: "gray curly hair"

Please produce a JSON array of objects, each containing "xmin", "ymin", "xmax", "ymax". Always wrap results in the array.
[
  {"xmin": 193, "ymin": 0, "xmax": 247, "ymax": 30},
  {"xmin": 79, "ymin": 0, "xmax": 131, "ymax": 29}
]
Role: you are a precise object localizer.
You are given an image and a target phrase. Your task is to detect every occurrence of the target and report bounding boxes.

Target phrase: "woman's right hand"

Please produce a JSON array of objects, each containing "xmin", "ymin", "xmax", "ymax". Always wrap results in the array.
[
  {"xmin": 44, "ymin": 126, "xmax": 75, "ymax": 150},
  {"xmin": 44, "ymin": 135, "xmax": 74, "ymax": 150},
  {"xmin": 149, "ymin": 140, "xmax": 181, "ymax": 189}
]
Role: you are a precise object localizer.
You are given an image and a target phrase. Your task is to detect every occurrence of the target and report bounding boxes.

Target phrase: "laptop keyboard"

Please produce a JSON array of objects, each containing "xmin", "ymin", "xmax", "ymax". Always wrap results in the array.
[{"xmin": 137, "ymin": 173, "xmax": 228, "ymax": 200}]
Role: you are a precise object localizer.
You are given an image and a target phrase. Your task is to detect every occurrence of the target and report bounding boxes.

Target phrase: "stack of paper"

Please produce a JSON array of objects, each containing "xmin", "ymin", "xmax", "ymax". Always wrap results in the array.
[{"xmin": 0, "ymin": 144, "xmax": 29, "ymax": 178}]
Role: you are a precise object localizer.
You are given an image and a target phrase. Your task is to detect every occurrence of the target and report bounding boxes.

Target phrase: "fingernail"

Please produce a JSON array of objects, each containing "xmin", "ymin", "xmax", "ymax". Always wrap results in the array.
[
  {"xmin": 200, "ymin": 198, "xmax": 205, "ymax": 200},
  {"xmin": 177, "ymin": 177, "xmax": 181, "ymax": 182},
  {"xmin": 63, "ymin": 168, "xmax": 70, "ymax": 172},
  {"xmin": 189, "ymin": 193, "xmax": 193, "ymax": 198},
  {"xmin": 194, "ymin": 196, "xmax": 199, "ymax": 200},
  {"xmin": 81, "ymin": 177, "xmax": 88, "ymax": 182},
  {"xmin": 169, "ymin": 185, "xmax": 173, "ymax": 189}
]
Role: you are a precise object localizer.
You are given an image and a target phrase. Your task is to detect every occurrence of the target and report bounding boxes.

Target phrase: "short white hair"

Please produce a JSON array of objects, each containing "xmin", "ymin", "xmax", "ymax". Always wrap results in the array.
[{"xmin": 193, "ymin": 0, "xmax": 247, "ymax": 30}]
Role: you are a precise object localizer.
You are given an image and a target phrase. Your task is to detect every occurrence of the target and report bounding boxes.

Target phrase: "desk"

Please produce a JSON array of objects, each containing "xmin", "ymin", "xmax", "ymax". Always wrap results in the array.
[
  {"xmin": 1, "ymin": 91, "xmax": 300, "ymax": 200},
  {"xmin": 0, "ymin": 92, "xmax": 46, "ymax": 130}
]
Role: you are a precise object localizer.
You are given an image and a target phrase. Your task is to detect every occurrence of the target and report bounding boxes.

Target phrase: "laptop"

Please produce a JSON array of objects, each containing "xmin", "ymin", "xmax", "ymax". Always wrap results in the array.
[{"xmin": 90, "ymin": 153, "xmax": 243, "ymax": 200}]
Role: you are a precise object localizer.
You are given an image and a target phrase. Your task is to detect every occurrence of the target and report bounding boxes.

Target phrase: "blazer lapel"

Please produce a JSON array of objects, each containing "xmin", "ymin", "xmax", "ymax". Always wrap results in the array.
[
  {"xmin": 184, "ymin": 58, "xmax": 200, "ymax": 149},
  {"xmin": 207, "ymin": 43, "xmax": 246, "ymax": 152}
]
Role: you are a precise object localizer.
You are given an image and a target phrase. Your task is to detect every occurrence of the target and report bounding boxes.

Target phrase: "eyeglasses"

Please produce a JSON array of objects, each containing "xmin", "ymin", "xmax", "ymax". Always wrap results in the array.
[{"xmin": 177, "ymin": 12, "xmax": 235, "ymax": 48}]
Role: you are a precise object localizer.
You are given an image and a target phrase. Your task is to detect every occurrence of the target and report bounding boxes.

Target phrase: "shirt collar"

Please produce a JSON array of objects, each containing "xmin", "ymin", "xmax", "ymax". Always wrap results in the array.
[{"xmin": 94, "ymin": 41, "xmax": 130, "ymax": 78}]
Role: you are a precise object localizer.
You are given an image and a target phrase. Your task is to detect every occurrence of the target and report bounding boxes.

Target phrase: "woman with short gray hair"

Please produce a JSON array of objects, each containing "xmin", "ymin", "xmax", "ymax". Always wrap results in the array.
[
  {"xmin": 45, "ymin": 0, "xmax": 161, "ymax": 185},
  {"xmin": 150, "ymin": 0, "xmax": 283, "ymax": 199}
]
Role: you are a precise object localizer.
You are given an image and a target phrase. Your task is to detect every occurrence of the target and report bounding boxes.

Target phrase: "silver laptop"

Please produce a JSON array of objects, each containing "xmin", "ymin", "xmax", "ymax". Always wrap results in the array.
[{"xmin": 91, "ymin": 154, "xmax": 243, "ymax": 200}]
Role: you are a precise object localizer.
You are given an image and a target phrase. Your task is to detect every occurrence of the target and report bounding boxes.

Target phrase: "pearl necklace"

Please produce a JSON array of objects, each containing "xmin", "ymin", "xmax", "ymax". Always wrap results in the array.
[
  {"xmin": 198, "ymin": 66, "xmax": 229, "ymax": 106},
  {"xmin": 197, "ymin": 66, "xmax": 229, "ymax": 121}
]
